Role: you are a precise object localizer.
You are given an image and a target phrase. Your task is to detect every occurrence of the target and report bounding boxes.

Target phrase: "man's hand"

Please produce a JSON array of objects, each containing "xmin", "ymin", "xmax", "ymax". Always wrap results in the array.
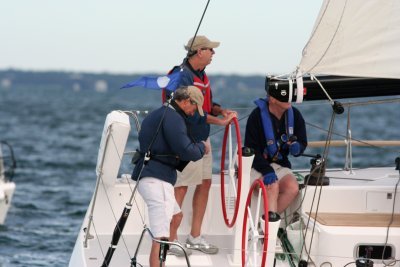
[
  {"xmin": 202, "ymin": 140, "xmax": 211, "ymax": 154},
  {"xmin": 221, "ymin": 109, "xmax": 237, "ymax": 118},
  {"xmin": 206, "ymin": 112, "xmax": 237, "ymax": 126},
  {"xmin": 263, "ymin": 172, "xmax": 277, "ymax": 185},
  {"xmin": 289, "ymin": 141, "xmax": 301, "ymax": 156},
  {"xmin": 220, "ymin": 112, "xmax": 237, "ymax": 126}
]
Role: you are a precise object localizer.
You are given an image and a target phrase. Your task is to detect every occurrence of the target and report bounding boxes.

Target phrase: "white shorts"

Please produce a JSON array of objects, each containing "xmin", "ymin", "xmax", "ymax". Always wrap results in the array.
[
  {"xmin": 175, "ymin": 138, "xmax": 212, "ymax": 187},
  {"xmin": 137, "ymin": 177, "xmax": 181, "ymax": 237},
  {"xmin": 250, "ymin": 163, "xmax": 293, "ymax": 181}
]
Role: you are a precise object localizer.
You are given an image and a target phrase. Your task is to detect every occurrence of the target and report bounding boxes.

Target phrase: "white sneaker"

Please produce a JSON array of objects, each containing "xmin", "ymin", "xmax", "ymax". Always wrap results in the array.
[
  {"xmin": 168, "ymin": 240, "xmax": 192, "ymax": 257},
  {"xmin": 186, "ymin": 235, "xmax": 218, "ymax": 254}
]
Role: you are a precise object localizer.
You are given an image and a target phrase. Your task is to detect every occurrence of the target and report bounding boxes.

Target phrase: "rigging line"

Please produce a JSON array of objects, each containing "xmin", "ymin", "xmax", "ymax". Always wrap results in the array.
[
  {"xmin": 209, "ymin": 113, "xmax": 251, "ymax": 137},
  {"xmin": 84, "ymin": 126, "xmax": 112, "ymax": 248},
  {"xmin": 342, "ymin": 97, "xmax": 400, "ymax": 107},
  {"xmin": 280, "ymin": 156, "xmax": 330, "ymax": 223},
  {"xmin": 113, "ymin": 113, "xmax": 146, "ymax": 225},
  {"xmin": 121, "ymin": 111, "xmax": 148, "ymax": 224},
  {"xmin": 303, "ymin": 0, "xmax": 349, "ymax": 74},
  {"xmin": 278, "ymin": 167, "xmax": 332, "ymax": 225},
  {"xmin": 309, "ymin": 112, "xmax": 336, "ymax": 252},
  {"xmin": 301, "ymin": 111, "xmax": 336, "ymax": 263},
  {"xmin": 99, "ymin": 167, "xmax": 133, "ymax": 260},
  {"xmin": 306, "ymin": 121, "xmax": 400, "ymax": 154},
  {"xmin": 88, "ymin": 130, "xmax": 137, "ymax": 257},
  {"xmin": 311, "ymin": 74, "xmax": 334, "ymax": 103},
  {"xmin": 345, "ymin": 105, "xmax": 352, "ymax": 170},
  {"xmin": 301, "ymin": 0, "xmax": 331, "ymax": 58},
  {"xmin": 381, "ymin": 174, "xmax": 400, "ymax": 266},
  {"xmin": 185, "ymin": 0, "xmax": 211, "ymax": 59},
  {"xmin": 92, "ymin": 219, "xmax": 106, "ymax": 262}
]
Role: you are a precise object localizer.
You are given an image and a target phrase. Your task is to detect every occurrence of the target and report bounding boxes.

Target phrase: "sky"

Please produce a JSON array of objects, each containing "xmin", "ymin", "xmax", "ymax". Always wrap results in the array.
[{"xmin": 0, "ymin": 1, "xmax": 322, "ymax": 76}]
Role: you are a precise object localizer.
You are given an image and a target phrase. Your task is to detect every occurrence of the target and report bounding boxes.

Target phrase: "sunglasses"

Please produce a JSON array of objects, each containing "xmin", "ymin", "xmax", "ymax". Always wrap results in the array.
[{"xmin": 201, "ymin": 48, "xmax": 214, "ymax": 52}]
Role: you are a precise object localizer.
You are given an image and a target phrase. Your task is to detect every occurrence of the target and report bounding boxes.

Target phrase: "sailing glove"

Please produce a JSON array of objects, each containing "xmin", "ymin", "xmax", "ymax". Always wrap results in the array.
[
  {"xmin": 289, "ymin": 141, "xmax": 301, "ymax": 156},
  {"xmin": 263, "ymin": 172, "xmax": 278, "ymax": 185}
]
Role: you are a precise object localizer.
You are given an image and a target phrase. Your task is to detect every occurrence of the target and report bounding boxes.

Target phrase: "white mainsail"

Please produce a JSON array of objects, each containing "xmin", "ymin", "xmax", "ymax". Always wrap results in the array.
[{"xmin": 299, "ymin": 0, "xmax": 400, "ymax": 79}]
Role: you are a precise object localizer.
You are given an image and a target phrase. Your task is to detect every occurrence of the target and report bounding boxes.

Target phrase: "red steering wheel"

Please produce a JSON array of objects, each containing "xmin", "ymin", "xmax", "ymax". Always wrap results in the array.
[
  {"xmin": 220, "ymin": 117, "xmax": 242, "ymax": 228},
  {"xmin": 241, "ymin": 179, "xmax": 269, "ymax": 267}
]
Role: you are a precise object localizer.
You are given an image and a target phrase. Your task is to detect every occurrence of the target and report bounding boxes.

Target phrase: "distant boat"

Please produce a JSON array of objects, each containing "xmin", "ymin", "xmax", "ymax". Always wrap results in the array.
[
  {"xmin": 69, "ymin": 0, "xmax": 400, "ymax": 266},
  {"xmin": 0, "ymin": 141, "xmax": 16, "ymax": 225}
]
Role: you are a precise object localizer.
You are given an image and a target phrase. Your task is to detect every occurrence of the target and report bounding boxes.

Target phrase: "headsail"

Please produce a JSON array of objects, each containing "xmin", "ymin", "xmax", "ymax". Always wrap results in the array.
[{"xmin": 299, "ymin": 0, "xmax": 400, "ymax": 79}]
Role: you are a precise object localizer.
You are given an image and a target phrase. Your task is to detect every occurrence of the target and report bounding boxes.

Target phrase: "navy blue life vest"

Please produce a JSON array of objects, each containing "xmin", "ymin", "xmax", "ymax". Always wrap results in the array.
[{"xmin": 254, "ymin": 98, "xmax": 294, "ymax": 161}]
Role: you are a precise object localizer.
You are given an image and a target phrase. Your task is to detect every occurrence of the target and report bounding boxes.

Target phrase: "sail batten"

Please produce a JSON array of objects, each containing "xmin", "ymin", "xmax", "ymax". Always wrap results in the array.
[{"xmin": 299, "ymin": 0, "xmax": 400, "ymax": 79}]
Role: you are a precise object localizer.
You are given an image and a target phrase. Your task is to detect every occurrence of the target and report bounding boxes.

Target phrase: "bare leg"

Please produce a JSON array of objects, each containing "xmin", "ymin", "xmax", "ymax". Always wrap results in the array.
[
  {"xmin": 190, "ymin": 179, "xmax": 211, "ymax": 238},
  {"xmin": 277, "ymin": 174, "xmax": 299, "ymax": 214},
  {"xmin": 149, "ymin": 239, "xmax": 165, "ymax": 267},
  {"xmin": 265, "ymin": 181, "xmax": 279, "ymax": 212},
  {"xmin": 169, "ymin": 186, "xmax": 188, "ymax": 241}
]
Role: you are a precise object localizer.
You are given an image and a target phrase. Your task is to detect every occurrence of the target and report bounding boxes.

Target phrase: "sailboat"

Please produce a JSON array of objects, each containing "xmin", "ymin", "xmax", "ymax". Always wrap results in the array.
[
  {"xmin": 69, "ymin": 0, "xmax": 400, "ymax": 266},
  {"xmin": 0, "ymin": 141, "xmax": 16, "ymax": 225}
]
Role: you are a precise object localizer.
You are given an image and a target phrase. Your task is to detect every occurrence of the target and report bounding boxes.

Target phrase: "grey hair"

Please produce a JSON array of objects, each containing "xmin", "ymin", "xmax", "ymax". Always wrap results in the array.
[{"xmin": 173, "ymin": 86, "xmax": 191, "ymax": 101}]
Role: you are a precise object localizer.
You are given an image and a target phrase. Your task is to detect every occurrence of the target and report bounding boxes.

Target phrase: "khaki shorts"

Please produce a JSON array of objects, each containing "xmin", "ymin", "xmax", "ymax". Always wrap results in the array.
[
  {"xmin": 250, "ymin": 163, "xmax": 293, "ymax": 181},
  {"xmin": 175, "ymin": 139, "xmax": 212, "ymax": 187}
]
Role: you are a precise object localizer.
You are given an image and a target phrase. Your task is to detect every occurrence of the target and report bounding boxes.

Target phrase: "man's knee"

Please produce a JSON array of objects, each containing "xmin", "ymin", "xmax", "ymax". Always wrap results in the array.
[
  {"xmin": 200, "ymin": 179, "xmax": 212, "ymax": 190},
  {"xmin": 289, "ymin": 179, "xmax": 299, "ymax": 195},
  {"xmin": 171, "ymin": 212, "xmax": 183, "ymax": 226}
]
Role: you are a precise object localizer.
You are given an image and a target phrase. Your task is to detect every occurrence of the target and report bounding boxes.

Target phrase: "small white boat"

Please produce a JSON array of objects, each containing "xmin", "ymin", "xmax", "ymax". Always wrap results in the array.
[
  {"xmin": 69, "ymin": 0, "xmax": 400, "ymax": 266},
  {"xmin": 0, "ymin": 141, "xmax": 16, "ymax": 225}
]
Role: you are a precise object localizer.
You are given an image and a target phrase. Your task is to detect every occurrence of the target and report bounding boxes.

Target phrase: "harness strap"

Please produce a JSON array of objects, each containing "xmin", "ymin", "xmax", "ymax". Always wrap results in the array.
[{"xmin": 254, "ymin": 98, "xmax": 294, "ymax": 160}]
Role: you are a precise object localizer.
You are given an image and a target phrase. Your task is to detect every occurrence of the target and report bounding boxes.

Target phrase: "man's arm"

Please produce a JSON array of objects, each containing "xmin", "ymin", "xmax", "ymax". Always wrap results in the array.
[
  {"xmin": 206, "ymin": 112, "xmax": 236, "ymax": 126},
  {"xmin": 163, "ymin": 112, "xmax": 205, "ymax": 162},
  {"xmin": 244, "ymin": 109, "xmax": 275, "ymax": 175},
  {"xmin": 211, "ymin": 103, "xmax": 237, "ymax": 118}
]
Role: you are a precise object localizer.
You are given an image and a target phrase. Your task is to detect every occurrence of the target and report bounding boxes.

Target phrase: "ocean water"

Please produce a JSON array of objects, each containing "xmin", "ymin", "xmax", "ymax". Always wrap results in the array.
[{"xmin": 0, "ymin": 84, "xmax": 399, "ymax": 266}]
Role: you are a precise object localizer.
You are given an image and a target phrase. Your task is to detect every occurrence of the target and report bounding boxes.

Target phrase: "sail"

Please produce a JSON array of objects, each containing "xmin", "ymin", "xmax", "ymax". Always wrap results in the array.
[{"xmin": 299, "ymin": 0, "xmax": 400, "ymax": 79}]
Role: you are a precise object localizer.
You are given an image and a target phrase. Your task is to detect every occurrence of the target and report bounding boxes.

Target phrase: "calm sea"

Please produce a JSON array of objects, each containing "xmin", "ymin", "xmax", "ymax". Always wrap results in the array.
[{"xmin": 0, "ymin": 83, "xmax": 399, "ymax": 266}]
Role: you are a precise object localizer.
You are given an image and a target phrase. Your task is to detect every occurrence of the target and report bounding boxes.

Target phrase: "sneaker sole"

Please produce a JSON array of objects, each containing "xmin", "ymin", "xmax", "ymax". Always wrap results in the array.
[
  {"xmin": 186, "ymin": 244, "xmax": 218, "ymax": 254},
  {"xmin": 168, "ymin": 250, "xmax": 192, "ymax": 257}
]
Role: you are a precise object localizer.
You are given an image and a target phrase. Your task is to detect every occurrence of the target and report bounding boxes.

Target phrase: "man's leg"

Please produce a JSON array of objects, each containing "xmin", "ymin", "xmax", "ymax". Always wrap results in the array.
[
  {"xmin": 186, "ymin": 178, "xmax": 218, "ymax": 254},
  {"xmin": 170, "ymin": 186, "xmax": 188, "ymax": 241},
  {"xmin": 265, "ymin": 182, "xmax": 279, "ymax": 212},
  {"xmin": 277, "ymin": 174, "xmax": 299, "ymax": 214},
  {"xmin": 150, "ymin": 239, "xmax": 165, "ymax": 267},
  {"xmin": 190, "ymin": 179, "xmax": 211, "ymax": 238}
]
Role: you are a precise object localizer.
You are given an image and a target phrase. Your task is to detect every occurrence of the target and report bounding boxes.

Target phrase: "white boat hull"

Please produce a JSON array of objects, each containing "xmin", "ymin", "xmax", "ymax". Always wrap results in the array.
[
  {"xmin": 69, "ymin": 111, "xmax": 400, "ymax": 267},
  {"xmin": 0, "ymin": 181, "xmax": 16, "ymax": 224}
]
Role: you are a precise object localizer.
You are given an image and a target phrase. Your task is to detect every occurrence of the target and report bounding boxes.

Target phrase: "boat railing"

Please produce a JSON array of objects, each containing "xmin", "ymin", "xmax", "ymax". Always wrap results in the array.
[
  {"xmin": 84, "ymin": 110, "xmax": 142, "ymax": 248},
  {"xmin": 308, "ymin": 139, "xmax": 400, "ymax": 173},
  {"xmin": 305, "ymin": 98, "xmax": 400, "ymax": 173},
  {"xmin": 0, "ymin": 141, "xmax": 16, "ymax": 182}
]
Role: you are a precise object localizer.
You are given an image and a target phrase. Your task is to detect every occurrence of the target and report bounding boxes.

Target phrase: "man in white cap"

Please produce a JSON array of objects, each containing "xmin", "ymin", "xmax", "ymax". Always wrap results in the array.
[{"xmin": 162, "ymin": 35, "xmax": 236, "ymax": 256}]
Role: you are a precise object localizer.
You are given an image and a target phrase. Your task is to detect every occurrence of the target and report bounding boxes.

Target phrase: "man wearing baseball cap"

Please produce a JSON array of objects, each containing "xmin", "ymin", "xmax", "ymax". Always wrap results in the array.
[
  {"xmin": 132, "ymin": 85, "xmax": 211, "ymax": 267},
  {"xmin": 163, "ymin": 35, "xmax": 237, "ymax": 256}
]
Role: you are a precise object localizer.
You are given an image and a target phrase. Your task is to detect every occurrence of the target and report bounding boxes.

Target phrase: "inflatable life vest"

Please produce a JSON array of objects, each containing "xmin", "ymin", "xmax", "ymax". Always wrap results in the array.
[
  {"xmin": 254, "ymin": 98, "xmax": 294, "ymax": 161},
  {"xmin": 162, "ymin": 66, "xmax": 212, "ymax": 113}
]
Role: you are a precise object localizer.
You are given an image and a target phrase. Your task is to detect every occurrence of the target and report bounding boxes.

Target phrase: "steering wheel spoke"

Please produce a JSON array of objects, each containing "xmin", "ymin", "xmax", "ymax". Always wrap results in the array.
[{"xmin": 242, "ymin": 179, "xmax": 269, "ymax": 267}]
